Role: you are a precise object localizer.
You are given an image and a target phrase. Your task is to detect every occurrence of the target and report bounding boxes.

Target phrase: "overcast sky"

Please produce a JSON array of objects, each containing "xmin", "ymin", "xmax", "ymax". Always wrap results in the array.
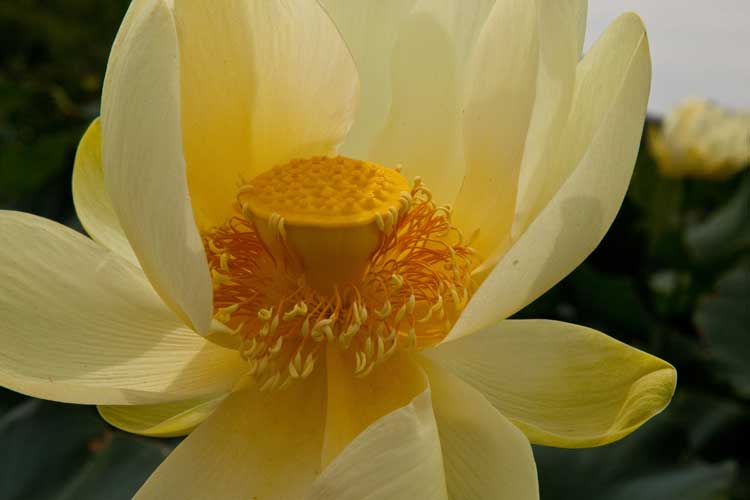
[{"xmin": 586, "ymin": 1, "xmax": 750, "ymax": 115}]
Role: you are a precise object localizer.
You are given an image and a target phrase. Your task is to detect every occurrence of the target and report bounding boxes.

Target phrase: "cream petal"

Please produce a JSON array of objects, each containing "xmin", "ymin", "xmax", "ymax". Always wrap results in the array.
[
  {"xmin": 98, "ymin": 395, "xmax": 226, "ymax": 438},
  {"xmin": 452, "ymin": 0, "xmax": 540, "ymax": 256},
  {"xmin": 321, "ymin": 347, "xmax": 429, "ymax": 467},
  {"xmin": 449, "ymin": 13, "xmax": 650, "ymax": 340},
  {"xmin": 135, "ymin": 373, "xmax": 326, "ymax": 500},
  {"xmin": 511, "ymin": 0, "xmax": 586, "ymax": 244},
  {"xmin": 101, "ymin": 0, "xmax": 213, "ymax": 333},
  {"xmin": 72, "ymin": 118, "xmax": 138, "ymax": 266},
  {"xmin": 0, "ymin": 211, "xmax": 245, "ymax": 405},
  {"xmin": 515, "ymin": 12, "xmax": 649, "ymax": 239},
  {"xmin": 323, "ymin": 0, "xmax": 495, "ymax": 204},
  {"xmin": 309, "ymin": 387, "xmax": 448, "ymax": 500},
  {"xmin": 420, "ymin": 358, "xmax": 539, "ymax": 500},
  {"xmin": 575, "ymin": 0, "xmax": 588, "ymax": 55},
  {"xmin": 174, "ymin": 0, "xmax": 360, "ymax": 228},
  {"xmin": 319, "ymin": 0, "xmax": 418, "ymax": 159},
  {"xmin": 427, "ymin": 320, "xmax": 676, "ymax": 448}
]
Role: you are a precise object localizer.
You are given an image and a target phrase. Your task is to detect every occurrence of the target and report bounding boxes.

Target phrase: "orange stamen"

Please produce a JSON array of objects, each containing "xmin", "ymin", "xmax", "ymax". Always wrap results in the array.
[{"xmin": 203, "ymin": 158, "xmax": 478, "ymax": 389}]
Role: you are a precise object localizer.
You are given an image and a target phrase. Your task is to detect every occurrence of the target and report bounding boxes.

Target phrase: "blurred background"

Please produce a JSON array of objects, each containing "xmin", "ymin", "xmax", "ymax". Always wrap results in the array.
[{"xmin": 1, "ymin": 1, "xmax": 748, "ymax": 499}]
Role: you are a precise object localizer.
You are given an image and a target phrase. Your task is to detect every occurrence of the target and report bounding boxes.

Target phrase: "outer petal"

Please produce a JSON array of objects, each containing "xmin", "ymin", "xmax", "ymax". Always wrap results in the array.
[
  {"xmin": 452, "ymin": 0, "xmax": 539, "ymax": 256},
  {"xmin": 574, "ymin": 0, "xmax": 588, "ymax": 55},
  {"xmin": 174, "ymin": 0, "xmax": 360, "ymax": 227},
  {"xmin": 420, "ymin": 358, "xmax": 539, "ymax": 500},
  {"xmin": 0, "ymin": 212, "xmax": 245, "ymax": 405},
  {"xmin": 101, "ymin": 0, "xmax": 213, "ymax": 333},
  {"xmin": 449, "ymin": 14, "xmax": 650, "ymax": 340},
  {"xmin": 426, "ymin": 320, "xmax": 676, "ymax": 448},
  {"xmin": 322, "ymin": 0, "xmax": 494, "ymax": 204},
  {"xmin": 135, "ymin": 373, "xmax": 326, "ymax": 500},
  {"xmin": 321, "ymin": 347, "xmax": 429, "ymax": 466},
  {"xmin": 512, "ymin": 0, "xmax": 586, "ymax": 244},
  {"xmin": 98, "ymin": 395, "xmax": 226, "ymax": 438},
  {"xmin": 72, "ymin": 118, "xmax": 138, "ymax": 266},
  {"xmin": 309, "ymin": 388, "xmax": 448, "ymax": 500},
  {"xmin": 515, "ymin": 12, "xmax": 649, "ymax": 239}
]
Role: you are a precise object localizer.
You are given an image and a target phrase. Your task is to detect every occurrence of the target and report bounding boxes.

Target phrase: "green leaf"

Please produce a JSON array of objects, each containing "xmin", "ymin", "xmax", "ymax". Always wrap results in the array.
[
  {"xmin": 0, "ymin": 131, "xmax": 79, "ymax": 199},
  {"xmin": 566, "ymin": 264, "xmax": 656, "ymax": 340},
  {"xmin": 648, "ymin": 269, "xmax": 694, "ymax": 318},
  {"xmin": 686, "ymin": 176, "xmax": 750, "ymax": 263},
  {"xmin": 0, "ymin": 393, "xmax": 173, "ymax": 500},
  {"xmin": 601, "ymin": 462, "xmax": 736, "ymax": 500},
  {"xmin": 670, "ymin": 392, "xmax": 745, "ymax": 451},
  {"xmin": 55, "ymin": 435, "xmax": 168, "ymax": 500},
  {"xmin": 694, "ymin": 267, "xmax": 750, "ymax": 398},
  {"xmin": 535, "ymin": 417, "xmax": 737, "ymax": 500},
  {"xmin": 627, "ymin": 142, "xmax": 686, "ymax": 259},
  {"xmin": 0, "ymin": 398, "xmax": 106, "ymax": 500}
]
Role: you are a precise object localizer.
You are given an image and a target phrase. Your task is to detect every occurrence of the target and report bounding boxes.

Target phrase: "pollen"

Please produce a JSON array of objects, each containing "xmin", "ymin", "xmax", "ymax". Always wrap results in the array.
[{"xmin": 203, "ymin": 156, "xmax": 478, "ymax": 390}]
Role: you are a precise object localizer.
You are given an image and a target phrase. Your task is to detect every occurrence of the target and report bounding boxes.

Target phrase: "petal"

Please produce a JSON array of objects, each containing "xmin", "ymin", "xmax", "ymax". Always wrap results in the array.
[
  {"xmin": 174, "ymin": 0, "xmax": 360, "ymax": 228},
  {"xmin": 420, "ymin": 357, "xmax": 538, "ymax": 500},
  {"xmin": 101, "ymin": 0, "xmax": 213, "ymax": 333},
  {"xmin": 0, "ymin": 211, "xmax": 245, "ymax": 405},
  {"xmin": 319, "ymin": 0, "xmax": 418, "ymax": 159},
  {"xmin": 135, "ymin": 372, "xmax": 326, "ymax": 500},
  {"xmin": 574, "ymin": 0, "xmax": 588, "ymax": 55},
  {"xmin": 98, "ymin": 395, "xmax": 226, "ymax": 438},
  {"xmin": 452, "ymin": 0, "xmax": 540, "ymax": 255},
  {"xmin": 321, "ymin": 347, "xmax": 428, "ymax": 466},
  {"xmin": 323, "ymin": 0, "xmax": 495, "ymax": 204},
  {"xmin": 515, "ymin": 12, "xmax": 650, "ymax": 238},
  {"xmin": 449, "ymin": 14, "xmax": 650, "ymax": 340},
  {"xmin": 512, "ymin": 0, "xmax": 586, "ymax": 243},
  {"xmin": 72, "ymin": 118, "xmax": 138, "ymax": 266},
  {"xmin": 309, "ymin": 385, "xmax": 448, "ymax": 499},
  {"xmin": 427, "ymin": 320, "xmax": 676, "ymax": 448}
]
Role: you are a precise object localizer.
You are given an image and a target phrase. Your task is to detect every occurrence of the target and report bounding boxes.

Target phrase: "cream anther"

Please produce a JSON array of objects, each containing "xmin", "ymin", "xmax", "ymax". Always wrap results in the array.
[{"xmin": 258, "ymin": 307, "xmax": 273, "ymax": 321}]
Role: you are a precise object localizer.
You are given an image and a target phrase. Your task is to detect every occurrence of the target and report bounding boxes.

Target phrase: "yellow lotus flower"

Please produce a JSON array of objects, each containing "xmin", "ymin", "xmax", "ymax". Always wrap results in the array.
[
  {"xmin": 0, "ymin": 1, "xmax": 676, "ymax": 498},
  {"xmin": 649, "ymin": 98, "xmax": 750, "ymax": 179}
]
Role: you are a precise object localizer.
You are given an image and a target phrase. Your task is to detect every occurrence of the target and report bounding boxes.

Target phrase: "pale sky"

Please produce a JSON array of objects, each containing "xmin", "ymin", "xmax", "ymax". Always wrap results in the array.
[{"xmin": 586, "ymin": 1, "xmax": 750, "ymax": 115}]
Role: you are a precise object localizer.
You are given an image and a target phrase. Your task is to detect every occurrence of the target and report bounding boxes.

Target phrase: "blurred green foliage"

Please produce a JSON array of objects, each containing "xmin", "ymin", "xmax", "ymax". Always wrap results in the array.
[
  {"xmin": 1, "ymin": 2, "xmax": 749, "ymax": 499},
  {"xmin": 0, "ymin": 0, "xmax": 129, "ymax": 224}
]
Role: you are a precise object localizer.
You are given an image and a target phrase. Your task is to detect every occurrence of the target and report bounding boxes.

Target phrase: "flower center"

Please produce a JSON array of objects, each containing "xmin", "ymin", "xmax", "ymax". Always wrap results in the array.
[
  {"xmin": 240, "ymin": 157, "xmax": 411, "ymax": 294},
  {"xmin": 203, "ymin": 156, "xmax": 478, "ymax": 390}
]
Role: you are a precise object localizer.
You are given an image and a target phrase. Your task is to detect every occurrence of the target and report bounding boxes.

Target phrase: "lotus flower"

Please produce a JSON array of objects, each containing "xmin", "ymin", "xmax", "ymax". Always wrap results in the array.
[
  {"xmin": 0, "ymin": 1, "xmax": 675, "ymax": 498},
  {"xmin": 649, "ymin": 98, "xmax": 750, "ymax": 179}
]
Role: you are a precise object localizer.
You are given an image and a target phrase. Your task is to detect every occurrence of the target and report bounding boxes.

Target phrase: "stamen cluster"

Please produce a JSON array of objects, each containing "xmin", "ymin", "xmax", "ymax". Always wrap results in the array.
[{"xmin": 204, "ymin": 178, "xmax": 477, "ymax": 390}]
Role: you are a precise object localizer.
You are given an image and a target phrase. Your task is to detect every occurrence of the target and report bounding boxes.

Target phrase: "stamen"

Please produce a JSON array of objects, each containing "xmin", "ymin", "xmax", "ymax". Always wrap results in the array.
[{"xmin": 203, "ymin": 156, "xmax": 479, "ymax": 388}]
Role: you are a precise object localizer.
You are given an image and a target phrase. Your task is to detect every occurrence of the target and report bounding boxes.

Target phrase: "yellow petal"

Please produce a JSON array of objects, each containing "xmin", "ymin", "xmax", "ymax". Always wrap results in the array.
[
  {"xmin": 135, "ymin": 372, "xmax": 326, "ymax": 500},
  {"xmin": 98, "ymin": 395, "xmax": 226, "ymax": 438},
  {"xmin": 319, "ymin": 0, "xmax": 417, "ymax": 160},
  {"xmin": 574, "ymin": 0, "xmax": 588, "ymax": 55},
  {"xmin": 321, "ymin": 346, "xmax": 428, "ymax": 467},
  {"xmin": 427, "ymin": 320, "xmax": 676, "ymax": 448},
  {"xmin": 0, "ymin": 211, "xmax": 245, "ymax": 405},
  {"xmin": 101, "ymin": 0, "xmax": 213, "ymax": 333},
  {"xmin": 453, "ymin": 0, "xmax": 540, "ymax": 255},
  {"xmin": 323, "ymin": 0, "xmax": 494, "ymax": 204},
  {"xmin": 72, "ymin": 118, "xmax": 138, "ymax": 266},
  {"xmin": 309, "ymin": 382, "xmax": 448, "ymax": 499},
  {"xmin": 516, "ymin": 12, "xmax": 649, "ymax": 236},
  {"xmin": 174, "ymin": 0, "xmax": 360, "ymax": 228},
  {"xmin": 449, "ymin": 13, "xmax": 650, "ymax": 341},
  {"xmin": 512, "ymin": 0, "xmax": 585, "ymax": 244},
  {"xmin": 420, "ymin": 357, "xmax": 539, "ymax": 500}
]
